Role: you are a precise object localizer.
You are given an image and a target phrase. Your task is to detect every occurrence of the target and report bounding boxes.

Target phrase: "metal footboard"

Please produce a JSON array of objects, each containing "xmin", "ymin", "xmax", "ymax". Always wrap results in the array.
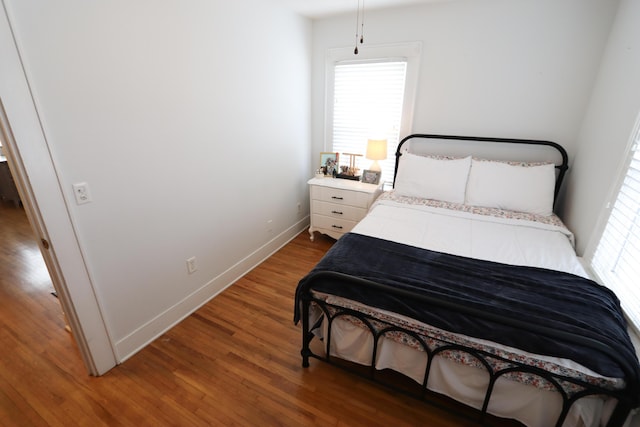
[{"xmin": 299, "ymin": 272, "xmax": 639, "ymax": 427}]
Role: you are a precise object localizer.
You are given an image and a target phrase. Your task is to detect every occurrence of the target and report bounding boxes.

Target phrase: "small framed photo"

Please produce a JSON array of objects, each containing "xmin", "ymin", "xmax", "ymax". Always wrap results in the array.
[
  {"xmin": 319, "ymin": 152, "xmax": 339, "ymax": 176},
  {"xmin": 361, "ymin": 169, "xmax": 381, "ymax": 185}
]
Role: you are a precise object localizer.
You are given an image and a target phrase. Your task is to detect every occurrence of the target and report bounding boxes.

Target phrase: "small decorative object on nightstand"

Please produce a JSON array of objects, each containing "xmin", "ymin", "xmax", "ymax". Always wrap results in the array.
[
  {"xmin": 361, "ymin": 169, "xmax": 381, "ymax": 185},
  {"xmin": 307, "ymin": 177, "xmax": 383, "ymax": 241},
  {"xmin": 319, "ymin": 152, "xmax": 339, "ymax": 177},
  {"xmin": 336, "ymin": 152, "xmax": 362, "ymax": 180}
]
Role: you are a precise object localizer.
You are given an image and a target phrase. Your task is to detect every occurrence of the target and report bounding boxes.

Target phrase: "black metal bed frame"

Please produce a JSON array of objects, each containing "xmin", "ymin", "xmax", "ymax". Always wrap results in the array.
[
  {"xmin": 299, "ymin": 273, "xmax": 639, "ymax": 426},
  {"xmin": 299, "ymin": 134, "xmax": 640, "ymax": 426}
]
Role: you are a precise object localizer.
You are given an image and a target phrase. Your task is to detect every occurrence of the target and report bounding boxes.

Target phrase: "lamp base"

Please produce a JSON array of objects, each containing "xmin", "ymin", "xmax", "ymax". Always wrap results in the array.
[{"xmin": 368, "ymin": 160, "xmax": 381, "ymax": 172}]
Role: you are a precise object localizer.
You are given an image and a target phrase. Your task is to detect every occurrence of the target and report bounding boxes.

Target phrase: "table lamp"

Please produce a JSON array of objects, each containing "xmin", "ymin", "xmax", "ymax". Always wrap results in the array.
[{"xmin": 366, "ymin": 139, "xmax": 387, "ymax": 171}]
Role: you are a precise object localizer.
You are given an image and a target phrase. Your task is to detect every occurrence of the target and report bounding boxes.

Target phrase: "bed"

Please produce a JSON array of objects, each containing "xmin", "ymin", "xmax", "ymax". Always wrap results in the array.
[{"xmin": 294, "ymin": 134, "xmax": 640, "ymax": 427}]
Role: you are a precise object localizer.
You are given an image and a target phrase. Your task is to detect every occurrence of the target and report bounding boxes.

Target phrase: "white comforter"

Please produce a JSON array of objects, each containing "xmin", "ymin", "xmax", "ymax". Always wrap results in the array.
[{"xmin": 352, "ymin": 194, "xmax": 588, "ymax": 278}]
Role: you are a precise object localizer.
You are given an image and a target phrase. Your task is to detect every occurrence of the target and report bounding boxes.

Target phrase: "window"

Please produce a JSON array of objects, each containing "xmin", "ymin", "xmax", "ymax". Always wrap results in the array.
[
  {"xmin": 325, "ymin": 42, "xmax": 421, "ymax": 185},
  {"xmin": 332, "ymin": 60, "xmax": 407, "ymax": 184},
  {"xmin": 589, "ymin": 117, "xmax": 640, "ymax": 328}
]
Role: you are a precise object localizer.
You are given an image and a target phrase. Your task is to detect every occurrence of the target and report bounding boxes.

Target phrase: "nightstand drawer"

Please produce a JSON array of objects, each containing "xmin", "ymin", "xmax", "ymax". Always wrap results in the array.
[
  {"xmin": 311, "ymin": 214, "xmax": 358, "ymax": 235},
  {"xmin": 307, "ymin": 177, "xmax": 383, "ymax": 241},
  {"xmin": 311, "ymin": 200, "xmax": 367, "ymax": 222},
  {"xmin": 311, "ymin": 186, "xmax": 371, "ymax": 209}
]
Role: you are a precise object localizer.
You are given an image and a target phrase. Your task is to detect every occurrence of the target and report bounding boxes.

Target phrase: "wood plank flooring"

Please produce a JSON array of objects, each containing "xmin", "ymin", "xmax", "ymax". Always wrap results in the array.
[{"xmin": 0, "ymin": 201, "xmax": 521, "ymax": 426}]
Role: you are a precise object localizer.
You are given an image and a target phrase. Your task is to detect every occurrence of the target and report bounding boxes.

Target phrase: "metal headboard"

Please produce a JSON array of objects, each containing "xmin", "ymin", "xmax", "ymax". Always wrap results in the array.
[{"xmin": 393, "ymin": 133, "xmax": 569, "ymax": 207}]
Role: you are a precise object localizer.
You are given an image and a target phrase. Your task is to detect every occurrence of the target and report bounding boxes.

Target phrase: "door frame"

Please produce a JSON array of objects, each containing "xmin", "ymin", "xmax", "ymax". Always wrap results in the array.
[{"xmin": 0, "ymin": 2, "xmax": 116, "ymax": 375}]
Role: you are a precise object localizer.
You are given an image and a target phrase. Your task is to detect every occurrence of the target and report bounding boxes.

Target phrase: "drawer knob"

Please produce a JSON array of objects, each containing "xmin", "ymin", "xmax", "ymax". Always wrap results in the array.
[
  {"xmin": 331, "ymin": 210, "xmax": 343, "ymax": 215},
  {"xmin": 331, "ymin": 196, "xmax": 344, "ymax": 200},
  {"xmin": 331, "ymin": 225, "xmax": 343, "ymax": 229}
]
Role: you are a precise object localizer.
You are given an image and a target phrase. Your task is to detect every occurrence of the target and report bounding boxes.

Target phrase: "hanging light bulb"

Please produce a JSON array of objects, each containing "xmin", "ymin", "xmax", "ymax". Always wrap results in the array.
[{"xmin": 353, "ymin": 0, "xmax": 365, "ymax": 54}]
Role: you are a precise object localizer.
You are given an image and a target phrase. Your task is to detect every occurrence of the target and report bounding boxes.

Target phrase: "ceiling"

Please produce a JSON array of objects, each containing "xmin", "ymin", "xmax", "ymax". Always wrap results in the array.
[{"xmin": 278, "ymin": 0, "xmax": 445, "ymax": 19}]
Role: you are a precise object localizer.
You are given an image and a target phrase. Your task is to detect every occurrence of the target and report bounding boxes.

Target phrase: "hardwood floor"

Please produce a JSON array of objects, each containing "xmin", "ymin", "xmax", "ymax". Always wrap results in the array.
[{"xmin": 0, "ymin": 201, "xmax": 521, "ymax": 426}]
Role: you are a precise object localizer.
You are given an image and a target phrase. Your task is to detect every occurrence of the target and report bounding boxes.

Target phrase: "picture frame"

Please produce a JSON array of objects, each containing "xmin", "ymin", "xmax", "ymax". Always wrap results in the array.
[
  {"xmin": 319, "ymin": 152, "xmax": 339, "ymax": 176},
  {"xmin": 361, "ymin": 169, "xmax": 381, "ymax": 185}
]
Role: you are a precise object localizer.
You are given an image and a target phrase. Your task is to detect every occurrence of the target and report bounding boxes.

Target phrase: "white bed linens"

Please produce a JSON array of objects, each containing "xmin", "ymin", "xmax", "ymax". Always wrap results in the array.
[
  {"xmin": 310, "ymin": 191, "xmax": 627, "ymax": 427},
  {"xmin": 355, "ymin": 191, "xmax": 585, "ymax": 277}
]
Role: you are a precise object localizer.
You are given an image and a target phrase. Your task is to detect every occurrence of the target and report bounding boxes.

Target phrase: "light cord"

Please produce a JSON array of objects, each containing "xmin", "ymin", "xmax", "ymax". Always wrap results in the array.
[
  {"xmin": 354, "ymin": 0, "xmax": 361, "ymax": 54},
  {"xmin": 360, "ymin": 0, "xmax": 365, "ymax": 44}
]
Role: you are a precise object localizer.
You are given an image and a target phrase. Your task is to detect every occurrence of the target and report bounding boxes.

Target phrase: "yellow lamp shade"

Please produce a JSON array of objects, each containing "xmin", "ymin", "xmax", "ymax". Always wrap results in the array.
[{"xmin": 366, "ymin": 139, "xmax": 387, "ymax": 171}]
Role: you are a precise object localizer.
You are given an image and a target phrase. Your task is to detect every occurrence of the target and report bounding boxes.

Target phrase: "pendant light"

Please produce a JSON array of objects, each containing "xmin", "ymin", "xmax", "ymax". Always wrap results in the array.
[{"xmin": 354, "ymin": 0, "xmax": 365, "ymax": 54}]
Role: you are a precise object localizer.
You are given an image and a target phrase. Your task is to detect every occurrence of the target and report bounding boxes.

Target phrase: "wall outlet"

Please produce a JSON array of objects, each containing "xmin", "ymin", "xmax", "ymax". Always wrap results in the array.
[
  {"xmin": 186, "ymin": 256, "xmax": 197, "ymax": 274},
  {"xmin": 297, "ymin": 202, "xmax": 302, "ymax": 213},
  {"xmin": 266, "ymin": 219, "xmax": 273, "ymax": 233}
]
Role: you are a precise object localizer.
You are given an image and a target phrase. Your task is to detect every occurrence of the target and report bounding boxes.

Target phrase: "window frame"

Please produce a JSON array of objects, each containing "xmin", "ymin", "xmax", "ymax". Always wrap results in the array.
[
  {"xmin": 324, "ymin": 42, "xmax": 422, "ymax": 183},
  {"xmin": 585, "ymin": 111, "xmax": 640, "ymax": 331}
]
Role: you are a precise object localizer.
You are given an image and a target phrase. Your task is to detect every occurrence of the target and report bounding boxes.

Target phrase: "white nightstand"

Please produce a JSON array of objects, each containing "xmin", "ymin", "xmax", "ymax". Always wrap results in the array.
[{"xmin": 307, "ymin": 177, "xmax": 383, "ymax": 241}]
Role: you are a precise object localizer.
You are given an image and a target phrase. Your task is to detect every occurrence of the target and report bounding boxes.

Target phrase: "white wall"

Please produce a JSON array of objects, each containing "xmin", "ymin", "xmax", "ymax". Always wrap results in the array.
[
  {"xmin": 4, "ymin": 0, "xmax": 311, "ymax": 362},
  {"xmin": 562, "ymin": 0, "xmax": 640, "ymax": 255},
  {"xmin": 312, "ymin": 0, "xmax": 618, "ymax": 183}
]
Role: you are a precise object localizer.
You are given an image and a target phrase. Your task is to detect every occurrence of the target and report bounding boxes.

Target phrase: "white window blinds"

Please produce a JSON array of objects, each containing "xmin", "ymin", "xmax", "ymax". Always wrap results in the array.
[
  {"xmin": 332, "ymin": 60, "xmax": 407, "ymax": 184},
  {"xmin": 591, "ymin": 125, "xmax": 640, "ymax": 328}
]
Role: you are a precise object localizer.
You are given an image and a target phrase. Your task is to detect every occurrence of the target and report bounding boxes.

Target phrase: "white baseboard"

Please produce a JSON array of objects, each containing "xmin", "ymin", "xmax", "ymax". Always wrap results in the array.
[{"xmin": 114, "ymin": 217, "xmax": 310, "ymax": 363}]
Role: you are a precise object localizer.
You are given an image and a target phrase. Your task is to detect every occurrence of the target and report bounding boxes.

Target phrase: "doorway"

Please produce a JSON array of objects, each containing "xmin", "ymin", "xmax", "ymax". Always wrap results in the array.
[
  {"xmin": 1, "ymin": 5, "xmax": 115, "ymax": 375},
  {"xmin": 0, "ymin": 134, "xmax": 70, "ymax": 335},
  {"xmin": 0, "ymin": 197, "xmax": 82, "ymax": 355},
  {"xmin": 0, "ymin": 98, "xmax": 116, "ymax": 375}
]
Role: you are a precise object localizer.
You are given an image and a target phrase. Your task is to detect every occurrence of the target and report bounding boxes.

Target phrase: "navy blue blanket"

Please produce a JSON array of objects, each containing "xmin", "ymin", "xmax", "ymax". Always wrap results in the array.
[{"xmin": 295, "ymin": 233, "xmax": 640, "ymax": 380}]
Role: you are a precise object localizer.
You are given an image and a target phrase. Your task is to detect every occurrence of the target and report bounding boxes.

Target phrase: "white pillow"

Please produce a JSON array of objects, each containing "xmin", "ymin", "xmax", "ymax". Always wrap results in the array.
[
  {"xmin": 394, "ymin": 154, "xmax": 471, "ymax": 203},
  {"xmin": 466, "ymin": 159, "xmax": 555, "ymax": 216}
]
